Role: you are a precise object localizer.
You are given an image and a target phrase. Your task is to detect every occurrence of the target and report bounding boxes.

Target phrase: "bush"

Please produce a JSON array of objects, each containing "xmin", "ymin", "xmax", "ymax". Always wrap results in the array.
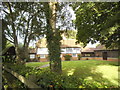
[
  {"xmin": 34, "ymin": 70, "xmax": 81, "ymax": 88},
  {"xmin": 78, "ymin": 54, "xmax": 81, "ymax": 60},
  {"xmin": 63, "ymin": 54, "xmax": 72, "ymax": 61},
  {"xmin": 3, "ymin": 63, "xmax": 118, "ymax": 89}
]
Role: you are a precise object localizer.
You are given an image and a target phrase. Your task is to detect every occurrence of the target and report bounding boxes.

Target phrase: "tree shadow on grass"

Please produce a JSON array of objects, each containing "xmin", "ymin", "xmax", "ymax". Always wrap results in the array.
[{"xmin": 62, "ymin": 63, "xmax": 118, "ymax": 88}]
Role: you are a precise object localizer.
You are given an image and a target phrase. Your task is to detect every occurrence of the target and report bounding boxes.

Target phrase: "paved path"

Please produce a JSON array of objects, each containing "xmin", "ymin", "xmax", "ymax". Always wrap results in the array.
[{"xmin": 36, "ymin": 64, "xmax": 49, "ymax": 69}]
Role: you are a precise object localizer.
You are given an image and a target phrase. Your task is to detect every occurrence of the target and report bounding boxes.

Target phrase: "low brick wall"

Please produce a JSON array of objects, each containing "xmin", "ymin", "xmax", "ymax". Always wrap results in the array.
[
  {"xmin": 81, "ymin": 57, "xmax": 119, "ymax": 61},
  {"xmin": 39, "ymin": 58, "xmax": 48, "ymax": 62},
  {"xmin": 37, "ymin": 57, "xmax": 119, "ymax": 62}
]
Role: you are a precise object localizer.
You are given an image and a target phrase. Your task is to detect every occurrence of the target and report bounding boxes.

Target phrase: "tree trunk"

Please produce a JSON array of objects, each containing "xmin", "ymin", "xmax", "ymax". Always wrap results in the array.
[
  {"xmin": 7, "ymin": 2, "xmax": 22, "ymax": 63},
  {"xmin": 23, "ymin": 46, "xmax": 30, "ymax": 62},
  {"xmin": 15, "ymin": 47, "xmax": 22, "ymax": 63},
  {"xmin": 45, "ymin": 2, "xmax": 62, "ymax": 74}
]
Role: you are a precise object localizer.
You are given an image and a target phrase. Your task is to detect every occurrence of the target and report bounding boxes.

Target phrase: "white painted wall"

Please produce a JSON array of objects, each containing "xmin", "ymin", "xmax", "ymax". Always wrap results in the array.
[
  {"xmin": 65, "ymin": 48, "xmax": 81, "ymax": 54},
  {"xmin": 37, "ymin": 48, "xmax": 49, "ymax": 54},
  {"xmin": 37, "ymin": 47, "xmax": 81, "ymax": 54}
]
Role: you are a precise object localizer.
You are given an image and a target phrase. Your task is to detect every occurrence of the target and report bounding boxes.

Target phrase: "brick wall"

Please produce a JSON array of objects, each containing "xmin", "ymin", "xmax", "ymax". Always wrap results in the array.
[{"xmin": 81, "ymin": 57, "xmax": 119, "ymax": 61}]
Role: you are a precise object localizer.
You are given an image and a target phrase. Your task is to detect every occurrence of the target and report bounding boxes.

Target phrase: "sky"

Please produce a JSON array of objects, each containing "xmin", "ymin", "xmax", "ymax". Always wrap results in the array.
[{"xmin": 28, "ymin": 3, "xmax": 100, "ymax": 48}]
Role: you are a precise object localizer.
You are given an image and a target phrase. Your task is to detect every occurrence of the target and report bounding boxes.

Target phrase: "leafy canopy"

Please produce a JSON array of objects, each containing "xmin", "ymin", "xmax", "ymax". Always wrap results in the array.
[{"xmin": 72, "ymin": 2, "xmax": 120, "ymax": 49}]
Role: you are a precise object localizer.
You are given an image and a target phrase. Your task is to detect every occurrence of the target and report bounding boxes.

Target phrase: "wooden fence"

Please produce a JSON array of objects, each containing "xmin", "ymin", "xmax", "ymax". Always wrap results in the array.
[{"xmin": 3, "ymin": 66, "xmax": 41, "ymax": 89}]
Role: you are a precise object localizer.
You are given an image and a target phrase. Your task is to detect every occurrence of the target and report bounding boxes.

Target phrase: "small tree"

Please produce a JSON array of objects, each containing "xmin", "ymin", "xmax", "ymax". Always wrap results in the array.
[{"xmin": 64, "ymin": 54, "xmax": 72, "ymax": 61}]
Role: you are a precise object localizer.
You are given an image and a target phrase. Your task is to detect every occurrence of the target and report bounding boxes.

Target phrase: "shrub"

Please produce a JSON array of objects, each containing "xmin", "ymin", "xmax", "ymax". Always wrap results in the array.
[
  {"xmin": 35, "ymin": 70, "xmax": 81, "ymax": 88},
  {"xmin": 63, "ymin": 54, "xmax": 72, "ymax": 61},
  {"xmin": 3, "ymin": 63, "xmax": 118, "ymax": 89},
  {"xmin": 78, "ymin": 54, "xmax": 81, "ymax": 60}
]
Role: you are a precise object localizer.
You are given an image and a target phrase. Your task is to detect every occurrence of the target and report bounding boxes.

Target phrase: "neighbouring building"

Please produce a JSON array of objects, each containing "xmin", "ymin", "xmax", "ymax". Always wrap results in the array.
[
  {"xmin": 81, "ymin": 45, "xmax": 119, "ymax": 61},
  {"xmin": 81, "ymin": 47, "xmax": 95, "ymax": 57},
  {"xmin": 29, "ymin": 48, "xmax": 37, "ymax": 61},
  {"xmin": 36, "ymin": 38, "xmax": 81, "ymax": 62},
  {"xmin": 94, "ymin": 49, "xmax": 119, "ymax": 61}
]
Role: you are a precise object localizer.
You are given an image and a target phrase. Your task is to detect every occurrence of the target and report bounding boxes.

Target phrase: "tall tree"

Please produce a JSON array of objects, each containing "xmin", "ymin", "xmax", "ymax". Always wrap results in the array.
[
  {"xmin": 2, "ymin": 2, "xmax": 44, "ymax": 62},
  {"xmin": 72, "ymin": 2, "xmax": 120, "ymax": 49},
  {"xmin": 2, "ymin": 19, "xmax": 7, "ymax": 50},
  {"xmin": 44, "ymin": 2, "xmax": 62, "ymax": 73}
]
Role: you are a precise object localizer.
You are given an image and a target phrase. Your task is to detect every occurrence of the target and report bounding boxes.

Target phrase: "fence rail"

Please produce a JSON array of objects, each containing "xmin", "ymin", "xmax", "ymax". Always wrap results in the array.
[{"xmin": 3, "ymin": 66, "xmax": 41, "ymax": 89}]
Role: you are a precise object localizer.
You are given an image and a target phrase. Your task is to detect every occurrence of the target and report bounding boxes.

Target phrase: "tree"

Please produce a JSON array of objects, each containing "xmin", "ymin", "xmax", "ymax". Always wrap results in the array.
[
  {"xmin": 43, "ymin": 2, "xmax": 62, "ymax": 73},
  {"xmin": 43, "ymin": 2, "xmax": 73, "ymax": 73},
  {"xmin": 2, "ymin": 2, "xmax": 44, "ymax": 62},
  {"xmin": 2, "ymin": 2, "xmax": 72, "ymax": 73},
  {"xmin": 65, "ymin": 30, "xmax": 77, "ymax": 39},
  {"xmin": 2, "ymin": 19, "xmax": 7, "ymax": 50},
  {"xmin": 72, "ymin": 2, "xmax": 120, "ymax": 49}
]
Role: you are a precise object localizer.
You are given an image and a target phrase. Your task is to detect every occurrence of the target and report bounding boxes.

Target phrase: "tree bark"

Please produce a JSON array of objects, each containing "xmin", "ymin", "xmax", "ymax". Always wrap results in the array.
[
  {"xmin": 7, "ymin": 2, "xmax": 22, "ymax": 63},
  {"xmin": 45, "ymin": 2, "xmax": 62, "ymax": 74}
]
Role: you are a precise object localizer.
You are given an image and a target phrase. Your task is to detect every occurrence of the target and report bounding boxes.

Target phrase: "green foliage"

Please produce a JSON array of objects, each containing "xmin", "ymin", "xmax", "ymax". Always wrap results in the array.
[
  {"xmin": 3, "ymin": 60, "xmax": 119, "ymax": 88},
  {"xmin": 2, "ymin": 2, "xmax": 45, "ymax": 61},
  {"xmin": 4, "ymin": 63, "xmax": 32, "ymax": 76},
  {"xmin": 65, "ymin": 30, "xmax": 77, "ymax": 39},
  {"xmin": 2, "ymin": 65, "xmax": 27, "ymax": 88},
  {"xmin": 72, "ymin": 2, "xmax": 120, "ymax": 48},
  {"xmin": 26, "ymin": 62, "xmax": 49, "ymax": 67},
  {"xmin": 63, "ymin": 54, "xmax": 72, "ymax": 61},
  {"xmin": 36, "ymin": 70, "xmax": 81, "ymax": 88},
  {"xmin": 78, "ymin": 54, "xmax": 81, "ymax": 60}
]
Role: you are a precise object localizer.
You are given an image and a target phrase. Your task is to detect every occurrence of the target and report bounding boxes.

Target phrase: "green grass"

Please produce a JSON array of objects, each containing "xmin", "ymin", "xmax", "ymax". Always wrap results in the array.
[
  {"xmin": 26, "ymin": 60, "xmax": 119, "ymax": 87},
  {"xmin": 25, "ymin": 62, "xmax": 49, "ymax": 67},
  {"xmin": 62, "ymin": 60, "xmax": 119, "ymax": 87}
]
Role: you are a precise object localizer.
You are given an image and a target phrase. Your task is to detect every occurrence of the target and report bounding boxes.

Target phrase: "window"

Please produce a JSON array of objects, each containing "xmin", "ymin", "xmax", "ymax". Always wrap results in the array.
[
  {"xmin": 30, "ymin": 54, "xmax": 35, "ymax": 59},
  {"xmin": 85, "ymin": 54, "xmax": 91, "ymax": 57},
  {"xmin": 40, "ymin": 54, "xmax": 45, "ymax": 58},
  {"xmin": 72, "ymin": 54, "xmax": 77, "ymax": 57},
  {"xmin": 66, "ymin": 48, "xmax": 72, "ymax": 53}
]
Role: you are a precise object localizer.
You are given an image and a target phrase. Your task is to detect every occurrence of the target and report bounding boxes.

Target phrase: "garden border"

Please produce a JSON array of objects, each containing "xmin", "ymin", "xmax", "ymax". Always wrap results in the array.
[{"xmin": 3, "ymin": 66, "xmax": 41, "ymax": 89}]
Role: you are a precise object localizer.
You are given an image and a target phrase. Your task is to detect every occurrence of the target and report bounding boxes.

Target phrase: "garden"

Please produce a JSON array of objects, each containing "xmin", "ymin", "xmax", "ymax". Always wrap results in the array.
[
  {"xmin": 3, "ymin": 60, "xmax": 119, "ymax": 89},
  {"xmin": 2, "ymin": 2, "xmax": 119, "ymax": 89}
]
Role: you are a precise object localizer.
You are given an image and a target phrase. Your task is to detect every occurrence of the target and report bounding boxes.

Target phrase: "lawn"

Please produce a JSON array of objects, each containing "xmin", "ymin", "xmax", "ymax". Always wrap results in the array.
[
  {"xmin": 25, "ymin": 62, "xmax": 49, "ymax": 67},
  {"xmin": 26, "ymin": 60, "xmax": 119, "ymax": 88},
  {"xmin": 62, "ymin": 60, "xmax": 119, "ymax": 87}
]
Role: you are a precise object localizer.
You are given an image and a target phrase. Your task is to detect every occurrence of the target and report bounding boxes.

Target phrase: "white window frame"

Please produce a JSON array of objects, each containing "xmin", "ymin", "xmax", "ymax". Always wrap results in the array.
[
  {"xmin": 72, "ymin": 54, "xmax": 77, "ymax": 57},
  {"xmin": 66, "ymin": 48, "xmax": 73, "ymax": 53},
  {"xmin": 30, "ymin": 54, "xmax": 35, "ymax": 59}
]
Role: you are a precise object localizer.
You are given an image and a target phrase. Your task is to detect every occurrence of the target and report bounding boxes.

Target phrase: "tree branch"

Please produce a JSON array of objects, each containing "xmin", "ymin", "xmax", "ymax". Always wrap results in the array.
[
  {"xmin": 7, "ymin": 2, "xmax": 18, "ymax": 46},
  {"xmin": 6, "ymin": 38, "xmax": 14, "ymax": 43},
  {"xmin": 3, "ymin": 9, "xmax": 9, "ymax": 15}
]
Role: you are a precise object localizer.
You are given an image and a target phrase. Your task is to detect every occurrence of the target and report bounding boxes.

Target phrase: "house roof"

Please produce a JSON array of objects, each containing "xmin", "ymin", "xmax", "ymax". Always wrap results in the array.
[
  {"xmin": 81, "ymin": 47, "xmax": 96, "ymax": 52},
  {"xmin": 81, "ymin": 45, "xmax": 106, "ymax": 52},
  {"xmin": 61, "ymin": 39, "xmax": 81, "ymax": 48},
  {"xmin": 36, "ymin": 38, "xmax": 81, "ymax": 48},
  {"xmin": 96, "ymin": 45, "xmax": 106, "ymax": 50}
]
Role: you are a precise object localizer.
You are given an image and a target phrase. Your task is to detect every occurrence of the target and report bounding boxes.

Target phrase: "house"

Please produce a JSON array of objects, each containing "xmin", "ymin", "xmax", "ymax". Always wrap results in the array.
[
  {"xmin": 29, "ymin": 48, "xmax": 37, "ymax": 61},
  {"xmin": 2, "ymin": 46, "xmax": 16, "ymax": 62},
  {"xmin": 36, "ymin": 38, "xmax": 81, "ymax": 62},
  {"xmin": 81, "ymin": 45, "xmax": 119, "ymax": 61},
  {"xmin": 94, "ymin": 49, "xmax": 119, "ymax": 61},
  {"xmin": 81, "ymin": 47, "xmax": 95, "ymax": 57},
  {"xmin": 81, "ymin": 45, "xmax": 106, "ymax": 58}
]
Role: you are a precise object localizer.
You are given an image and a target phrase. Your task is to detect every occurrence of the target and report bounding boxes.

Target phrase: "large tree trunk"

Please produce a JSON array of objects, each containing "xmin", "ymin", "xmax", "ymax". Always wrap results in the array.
[
  {"xmin": 7, "ymin": 2, "xmax": 22, "ymax": 63},
  {"xmin": 45, "ymin": 2, "xmax": 62, "ymax": 73},
  {"xmin": 23, "ymin": 44, "xmax": 30, "ymax": 62}
]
